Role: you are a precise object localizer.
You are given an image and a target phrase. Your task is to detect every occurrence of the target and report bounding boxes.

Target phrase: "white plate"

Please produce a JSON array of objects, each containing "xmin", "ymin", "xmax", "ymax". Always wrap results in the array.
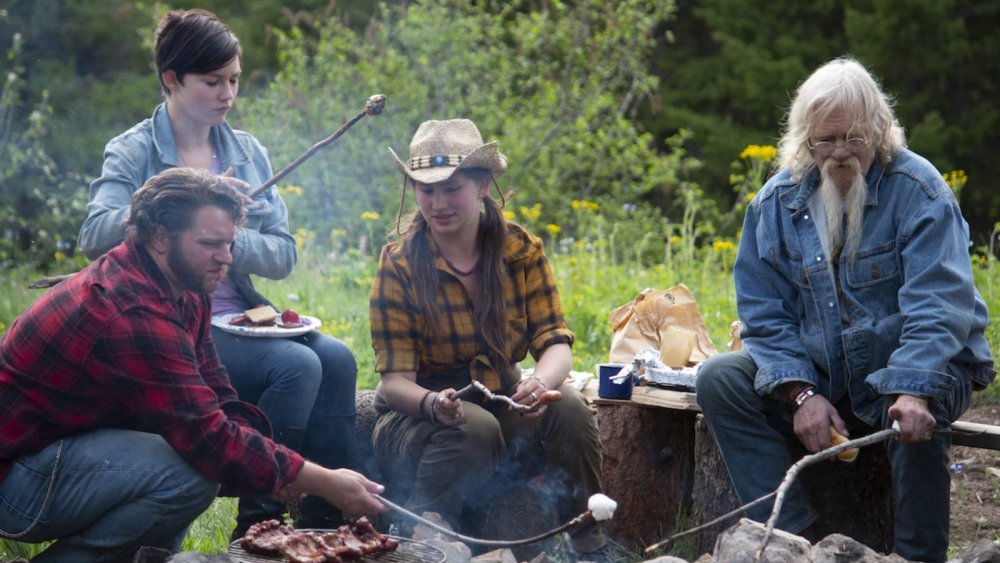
[{"xmin": 211, "ymin": 313, "xmax": 321, "ymax": 338}]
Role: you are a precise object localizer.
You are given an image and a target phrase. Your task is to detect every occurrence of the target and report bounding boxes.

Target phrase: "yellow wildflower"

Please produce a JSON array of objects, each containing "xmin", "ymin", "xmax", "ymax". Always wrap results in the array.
[
  {"xmin": 502, "ymin": 210, "xmax": 516, "ymax": 221},
  {"xmin": 712, "ymin": 240, "xmax": 734, "ymax": 252},
  {"xmin": 361, "ymin": 211, "xmax": 381, "ymax": 221},
  {"xmin": 54, "ymin": 251, "xmax": 65, "ymax": 263},
  {"xmin": 745, "ymin": 191, "xmax": 757, "ymax": 202},
  {"xmin": 740, "ymin": 144, "xmax": 777, "ymax": 161},
  {"xmin": 546, "ymin": 224, "xmax": 561, "ymax": 235},
  {"xmin": 278, "ymin": 185, "xmax": 304, "ymax": 197},
  {"xmin": 669, "ymin": 235, "xmax": 682, "ymax": 245},
  {"xmin": 294, "ymin": 228, "xmax": 315, "ymax": 251},
  {"xmin": 519, "ymin": 203, "xmax": 542, "ymax": 221}
]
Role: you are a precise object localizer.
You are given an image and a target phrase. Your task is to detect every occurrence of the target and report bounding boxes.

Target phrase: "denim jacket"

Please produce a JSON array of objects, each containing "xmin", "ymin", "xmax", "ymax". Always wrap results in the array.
[
  {"xmin": 736, "ymin": 148, "xmax": 995, "ymax": 424},
  {"xmin": 77, "ymin": 103, "xmax": 296, "ymax": 301}
]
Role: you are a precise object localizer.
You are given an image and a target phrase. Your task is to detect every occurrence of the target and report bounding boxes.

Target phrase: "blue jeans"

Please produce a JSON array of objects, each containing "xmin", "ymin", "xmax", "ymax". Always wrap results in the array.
[
  {"xmin": 211, "ymin": 328, "xmax": 358, "ymax": 468},
  {"xmin": 0, "ymin": 429, "xmax": 219, "ymax": 562},
  {"xmin": 696, "ymin": 350, "xmax": 971, "ymax": 563}
]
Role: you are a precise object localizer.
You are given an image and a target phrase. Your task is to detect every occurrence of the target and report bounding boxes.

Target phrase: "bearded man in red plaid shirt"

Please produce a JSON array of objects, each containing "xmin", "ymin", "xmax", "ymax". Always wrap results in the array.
[{"xmin": 0, "ymin": 168, "xmax": 383, "ymax": 562}]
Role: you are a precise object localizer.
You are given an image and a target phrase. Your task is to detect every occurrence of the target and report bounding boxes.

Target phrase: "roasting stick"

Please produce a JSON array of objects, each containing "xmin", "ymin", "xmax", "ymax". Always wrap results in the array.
[
  {"xmin": 451, "ymin": 380, "xmax": 534, "ymax": 412},
  {"xmin": 643, "ymin": 421, "xmax": 902, "ymax": 557},
  {"xmin": 247, "ymin": 94, "xmax": 385, "ymax": 199},
  {"xmin": 642, "ymin": 491, "xmax": 778, "ymax": 554},
  {"xmin": 27, "ymin": 94, "xmax": 387, "ymax": 291},
  {"xmin": 752, "ymin": 422, "xmax": 901, "ymax": 561},
  {"xmin": 373, "ymin": 493, "xmax": 616, "ymax": 548}
]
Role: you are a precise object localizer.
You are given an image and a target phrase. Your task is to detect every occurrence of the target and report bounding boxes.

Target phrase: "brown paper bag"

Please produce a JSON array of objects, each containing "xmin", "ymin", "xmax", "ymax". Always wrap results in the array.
[{"xmin": 608, "ymin": 285, "xmax": 718, "ymax": 365}]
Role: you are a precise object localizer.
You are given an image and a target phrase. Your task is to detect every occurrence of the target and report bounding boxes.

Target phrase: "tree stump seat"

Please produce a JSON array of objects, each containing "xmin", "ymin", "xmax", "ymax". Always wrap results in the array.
[{"xmin": 582, "ymin": 384, "xmax": 895, "ymax": 556}]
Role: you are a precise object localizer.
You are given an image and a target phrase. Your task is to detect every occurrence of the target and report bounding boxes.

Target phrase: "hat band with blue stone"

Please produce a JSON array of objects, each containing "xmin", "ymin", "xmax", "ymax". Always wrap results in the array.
[{"xmin": 409, "ymin": 154, "xmax": 465, "ymax": 170}]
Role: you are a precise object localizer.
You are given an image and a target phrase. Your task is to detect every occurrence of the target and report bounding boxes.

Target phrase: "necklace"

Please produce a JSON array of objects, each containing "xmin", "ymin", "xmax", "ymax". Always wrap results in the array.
[{"xmin": 440, "ymin": 254, "xmax": 479, "ymax": 276}]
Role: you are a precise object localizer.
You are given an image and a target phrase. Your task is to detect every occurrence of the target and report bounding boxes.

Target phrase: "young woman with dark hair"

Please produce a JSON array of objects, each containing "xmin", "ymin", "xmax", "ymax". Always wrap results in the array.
[
  {"xmin": 370, "ymin": 119, "xmax": 607, "ymax": 557},
  {"xmin": 77, "ymin": 8, "xmax": 359, "ymax": 538}
]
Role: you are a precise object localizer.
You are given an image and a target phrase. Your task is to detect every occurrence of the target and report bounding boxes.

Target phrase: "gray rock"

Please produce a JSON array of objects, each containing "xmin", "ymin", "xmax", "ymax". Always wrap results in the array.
[
  {"xmin": 643, "ymin": 556, "xmax": 691, "ymax": 563},
  {"xmin": 946, "ymin": 539, "xmax": 1000, "ymax": 563},
  {"xmin": 424, "ymin": 537, "xmax": 472, "ymax": 563},
  {"xmin": 471, "ymin": 548, "xmax": 518, "ymax": 563},
  {"xmin": 812, "ymin": 534, "xmax": 911, "ymax": 563},
  {"xmin": 710, "ymin": 518, "xmax": 812, "ymax": 563}
]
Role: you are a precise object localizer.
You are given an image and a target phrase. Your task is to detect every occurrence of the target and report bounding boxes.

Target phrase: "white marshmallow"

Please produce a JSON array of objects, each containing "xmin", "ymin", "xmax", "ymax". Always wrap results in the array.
[{"xmin": 587, "ymin": 494, "xmax": 618, "ymax": 521}]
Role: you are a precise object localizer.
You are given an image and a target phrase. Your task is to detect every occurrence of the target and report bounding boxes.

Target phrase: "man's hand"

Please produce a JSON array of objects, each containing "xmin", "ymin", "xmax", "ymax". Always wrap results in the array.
[
  {"xmin": 888, "ymin": 394, "xmax": 935, "ymax": 443},
  {"xmin": 320, "ymin": 468, "xmax": 387, "ymax": 514},
  {"xmin": 793, "ymin": 393, "xmax": 848, "ymax": 453},
  {"xmin": 290, "ymin": 462, "xmax": 386, "ymax": 515}
]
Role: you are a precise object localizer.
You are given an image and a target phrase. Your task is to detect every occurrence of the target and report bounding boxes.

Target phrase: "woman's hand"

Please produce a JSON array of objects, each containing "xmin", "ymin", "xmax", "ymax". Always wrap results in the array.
[
  {"xmin": 432, "ymin": 389, "xmax": 464, "ymax": 426},
  {"xmin": 511, "ymin": 377, "xmax": 550, "ymax": 419},
  {"xmin": 218, "ymin": 165, "xmax": 252, "ymax": 203}
]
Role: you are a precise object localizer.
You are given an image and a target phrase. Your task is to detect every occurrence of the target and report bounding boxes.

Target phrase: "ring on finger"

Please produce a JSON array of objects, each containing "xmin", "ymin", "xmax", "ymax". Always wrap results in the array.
[
  {"xmin": 921, "ymin": 432, "xmax": 933, "ymax": 441},
  {"xmin": 530, "ymin": 391, "xmax": 539, "ymax": 401}
]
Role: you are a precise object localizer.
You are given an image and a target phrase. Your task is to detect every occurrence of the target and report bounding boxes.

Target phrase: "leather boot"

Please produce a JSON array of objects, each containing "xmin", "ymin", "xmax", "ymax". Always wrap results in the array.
[
  {"xmin": 231, "ymin": 427, "xmax": 305, "ymax": 541},
  {"xmin": 295, "ymin": 413, "xmax": 355, "ymax": 529}
]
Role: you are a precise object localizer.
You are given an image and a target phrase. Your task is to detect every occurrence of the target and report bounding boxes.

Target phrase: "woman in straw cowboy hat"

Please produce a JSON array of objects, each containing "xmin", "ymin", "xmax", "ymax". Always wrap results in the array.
[{"xmin": 369, "ymin": 119, "xmax": 607, "ymax": 556}]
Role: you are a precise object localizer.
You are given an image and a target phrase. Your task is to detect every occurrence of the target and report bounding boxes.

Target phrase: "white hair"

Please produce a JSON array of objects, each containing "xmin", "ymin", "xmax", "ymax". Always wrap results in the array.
[{"xmin": 778, "ymin": 57, "xmax": 906, "ymax": 180}]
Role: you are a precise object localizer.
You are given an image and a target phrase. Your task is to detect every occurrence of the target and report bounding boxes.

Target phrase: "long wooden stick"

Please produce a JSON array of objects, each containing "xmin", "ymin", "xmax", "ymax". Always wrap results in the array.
[
  {"xmin": 753, "ymin": 424, "xmax": 900, "ymax": 561},
  {"xmin": 644, "ymin": 422, "xmax": 902, "ymax": 557},
  {"xmin": 247, "ymin": 94, "xmax": 385, "ymax": 199},
  {"xmin": 373, "ymin": 494, "xmax": 592, "ymax": 547},
  {"xmin": 28, "ymin": 95, "xmax": 386, "ymax": 291}
]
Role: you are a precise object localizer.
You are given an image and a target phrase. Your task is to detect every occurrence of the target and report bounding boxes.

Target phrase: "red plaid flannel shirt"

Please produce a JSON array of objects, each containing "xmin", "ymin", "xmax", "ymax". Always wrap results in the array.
[{"xmin": 0, "ymin": 239, "xmax": 304, "ymax": 495}]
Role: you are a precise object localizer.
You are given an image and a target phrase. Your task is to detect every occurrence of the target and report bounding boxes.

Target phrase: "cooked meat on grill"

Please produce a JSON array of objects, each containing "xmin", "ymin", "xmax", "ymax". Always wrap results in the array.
[{"xmin": 239, "ymin": 517, "xmax": 398, "ymax": 563}]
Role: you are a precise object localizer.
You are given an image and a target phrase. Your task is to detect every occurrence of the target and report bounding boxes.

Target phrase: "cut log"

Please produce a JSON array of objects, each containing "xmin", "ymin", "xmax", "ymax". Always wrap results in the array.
[
  {"xmin": 691, "ymin": 414, "xmax": 740, "ymax": 556},
  {"xmin": 594, "ymin": 401, "xmax": 697, "ymax": 547},
  {"xmin": 690, "ymin": 413, "xmax": 894, "ymax": 554}
]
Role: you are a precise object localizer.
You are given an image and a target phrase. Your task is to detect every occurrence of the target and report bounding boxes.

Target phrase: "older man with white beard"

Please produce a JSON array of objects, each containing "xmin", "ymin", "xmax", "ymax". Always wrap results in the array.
[{"xmin": 695, "ymin": 57, "xmax": 994, "ymax": 563}]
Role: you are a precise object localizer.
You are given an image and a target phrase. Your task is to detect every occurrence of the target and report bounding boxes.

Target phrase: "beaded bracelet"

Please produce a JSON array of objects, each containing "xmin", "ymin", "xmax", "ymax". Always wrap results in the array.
[
  {"xmin": 418, "ymin": 390, "xmax": 433, "ymax": 421},
  {"xmin": 428, "ymin": 392, "xmax": 442, "ymax": 424}
]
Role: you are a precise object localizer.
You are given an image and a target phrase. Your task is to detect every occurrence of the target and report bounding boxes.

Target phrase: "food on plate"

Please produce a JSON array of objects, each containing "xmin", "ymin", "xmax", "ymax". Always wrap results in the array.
[
  {"xmin": 245, "ymin": 305, "xmax": 281, "ymax": 324},
  {"xmin": 829, "ymin": 426, "xmax": 859, "ymax": 463},
  {"xmin": 240, "ymin": 516, "xmax": 399, "ymax": 562},
  {"xmin": 280, "ymin": 308, "xmax": 303, "ymax": 328}
]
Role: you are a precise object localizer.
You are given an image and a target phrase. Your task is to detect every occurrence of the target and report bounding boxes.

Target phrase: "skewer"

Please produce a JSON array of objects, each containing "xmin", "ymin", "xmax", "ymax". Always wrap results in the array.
[
  {"xmin": 373, "ymin": 493, "xmax": 613, "ymax": 548},
  {"xmin": 451, "ymin": 380, "xmax": 534, "ymax": 412}
]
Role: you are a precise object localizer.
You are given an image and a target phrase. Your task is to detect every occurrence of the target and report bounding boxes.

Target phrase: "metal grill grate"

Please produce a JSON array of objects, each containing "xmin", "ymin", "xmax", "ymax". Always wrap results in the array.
[{"xmin": 227, "ymin": 535, "xmax": 445, "ymax": 563}]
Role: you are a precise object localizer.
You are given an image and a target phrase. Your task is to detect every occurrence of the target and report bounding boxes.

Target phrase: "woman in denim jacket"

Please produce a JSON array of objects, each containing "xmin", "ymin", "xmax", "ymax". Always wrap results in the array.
[
  {"xmin": 76, "ymin": 9, "xmax": 357, "ymax": 537},
  {"xmin": 696, "ymin": 57, "xmax": 994, "ymax": 563}
]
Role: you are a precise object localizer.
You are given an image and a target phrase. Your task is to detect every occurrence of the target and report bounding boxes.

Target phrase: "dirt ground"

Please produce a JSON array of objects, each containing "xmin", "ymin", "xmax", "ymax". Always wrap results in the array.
[{"xmin": 948, "ymin": 401, "xmax": 1000, "ymax": 555}]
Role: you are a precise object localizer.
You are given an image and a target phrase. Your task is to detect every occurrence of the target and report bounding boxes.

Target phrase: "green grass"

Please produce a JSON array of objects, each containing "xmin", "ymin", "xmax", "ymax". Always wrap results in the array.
[{"xmin": 1, "ymin": 239, "xmax": 998, "ymax": 558}]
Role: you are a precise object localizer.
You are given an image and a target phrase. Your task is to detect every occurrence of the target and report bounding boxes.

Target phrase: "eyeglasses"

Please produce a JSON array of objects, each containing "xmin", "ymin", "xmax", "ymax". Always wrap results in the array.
[{"xmin": 808, "ymin": 136, "xmax": 868, "ymax": 155}]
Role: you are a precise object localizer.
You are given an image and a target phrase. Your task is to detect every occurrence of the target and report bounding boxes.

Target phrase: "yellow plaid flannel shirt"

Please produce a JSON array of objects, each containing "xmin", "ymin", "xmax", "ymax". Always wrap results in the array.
[{"xmin": 370, "ymin": 223, "xmax": 574, "ymax": 391}]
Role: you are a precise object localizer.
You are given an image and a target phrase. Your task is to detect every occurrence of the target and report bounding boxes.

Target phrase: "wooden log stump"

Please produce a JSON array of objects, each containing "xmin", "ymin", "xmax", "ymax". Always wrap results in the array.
[
  {"xmin": 691, "ymin": 414, "xmax": 740, "ymax": 556},
  {"xmin": 691, "ymin": 413, "xmax": 894, "ymax": 554},
  {"xmin": 594, "ymin": 400, "xmax": 697, "ymax": 548}
]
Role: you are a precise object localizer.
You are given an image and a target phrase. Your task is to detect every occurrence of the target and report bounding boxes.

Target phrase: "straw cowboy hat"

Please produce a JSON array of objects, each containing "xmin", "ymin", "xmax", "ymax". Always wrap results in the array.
[{"xmin": 389, "ymin": 119, "xmax": 508, "ymax": 184}]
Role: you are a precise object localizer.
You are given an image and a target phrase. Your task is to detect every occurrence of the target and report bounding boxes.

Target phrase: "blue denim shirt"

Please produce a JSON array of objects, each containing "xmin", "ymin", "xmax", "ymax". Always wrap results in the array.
[
  {"xmin": 736, "ymin": 148, "xmax": 994, "ymax": 424},
  {"xmin": 77, "ymin": 103, "xmax": 296, "ymax": 291}
]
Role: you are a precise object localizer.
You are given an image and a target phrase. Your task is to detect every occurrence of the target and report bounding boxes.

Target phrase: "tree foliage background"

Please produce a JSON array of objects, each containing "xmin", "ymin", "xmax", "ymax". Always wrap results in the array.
[{"xmin": 1, "ymin": 0, "xmax": 998, "ymax": 272}]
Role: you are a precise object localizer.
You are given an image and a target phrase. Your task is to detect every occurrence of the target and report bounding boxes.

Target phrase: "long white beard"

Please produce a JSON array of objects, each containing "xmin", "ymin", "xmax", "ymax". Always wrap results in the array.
[{"xmin": 819, "ymin": 158, "xmax": 867, "ymax": 263}]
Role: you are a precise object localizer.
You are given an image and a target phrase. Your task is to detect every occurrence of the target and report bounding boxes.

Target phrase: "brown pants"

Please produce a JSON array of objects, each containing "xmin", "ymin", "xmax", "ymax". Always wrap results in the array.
[{"xmin": 371, "ymin": 382, "xmax": 602, "ymax": 530}]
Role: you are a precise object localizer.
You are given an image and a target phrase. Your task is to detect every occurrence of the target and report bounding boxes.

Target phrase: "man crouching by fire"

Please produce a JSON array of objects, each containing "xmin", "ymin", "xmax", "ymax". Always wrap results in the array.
[{"xmin": 0, "ymin": 168, "xmax": 384, "ymax": 562}]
